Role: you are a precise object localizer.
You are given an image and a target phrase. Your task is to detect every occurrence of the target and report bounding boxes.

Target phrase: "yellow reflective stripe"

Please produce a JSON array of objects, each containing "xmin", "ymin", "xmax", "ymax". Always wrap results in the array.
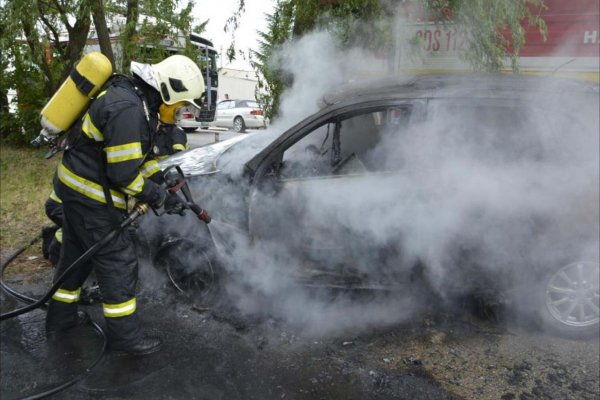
[
  {"xmin": 109, "ymin": 190, "xmax": 127, "ymax": 209},
  {"xmin": 96, "ymin": 90, "xmax": 107, "ymax": 98},
  {"xmin": 105, "ymin": 142, "xmax": 143, "ymax": 163},
  {"xmin": 140, "ymin": 160, "xmax": 161, "ymax": 178},
  {"xmin": 49, "ymin": 190, "xmax": 62, "ymax": 203},
  {"xmin": 57, "ymin": 163, "xmax": 127, "ymax": 209},
  {"xmin": 52, "ymin": 287, "xmax": 81, "ymax": 303},
  {"xmin": 121, "ymin": 173, "xmax": 144, "ymax": 196},
  {"xmin": 82, "ymin": 113, "xmax": 103, "ymax": 141},
  {"xmin": 55, "ymin": 229, "xmax": 62, "ymax": 244},
  {"xmin": 172, "ymin": 144, "xmax": 186, "ymax": 152},
  {"xmin": 103, "ymin": 298, "xmax": 136, "ymax": 318}
]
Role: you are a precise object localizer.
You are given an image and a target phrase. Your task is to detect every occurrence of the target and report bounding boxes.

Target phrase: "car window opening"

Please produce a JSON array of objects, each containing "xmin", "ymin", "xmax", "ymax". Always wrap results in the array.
[{"xmin": 278, "ymin": 105, "xmax": 415, "ymax": 181}]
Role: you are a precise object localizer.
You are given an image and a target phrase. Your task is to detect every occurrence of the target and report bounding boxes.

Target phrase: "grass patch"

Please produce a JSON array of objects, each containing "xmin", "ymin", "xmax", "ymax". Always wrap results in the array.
[{"xmin": 0, "ymin": 143, "xmax": 60, "ymax": 252}]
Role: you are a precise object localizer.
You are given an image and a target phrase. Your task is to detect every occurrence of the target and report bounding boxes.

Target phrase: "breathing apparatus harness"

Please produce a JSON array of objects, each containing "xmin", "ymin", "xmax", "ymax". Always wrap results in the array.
[{"xmin": 37, "ymin": 73, "xmax": 153, "ymax": 161}]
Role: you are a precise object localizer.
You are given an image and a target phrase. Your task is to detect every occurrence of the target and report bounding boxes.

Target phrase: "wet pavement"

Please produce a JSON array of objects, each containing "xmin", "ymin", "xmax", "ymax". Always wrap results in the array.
[
  {"xmin": 2, "ymin": 260, "xmax": 598, "ymax": 400},
  {"xmin": 1, "ymin": 275, "xmax": 458, "ymax": 400}
]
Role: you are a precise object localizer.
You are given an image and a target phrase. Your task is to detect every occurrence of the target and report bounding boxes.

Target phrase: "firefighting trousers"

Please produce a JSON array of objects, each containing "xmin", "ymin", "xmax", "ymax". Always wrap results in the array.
[{"xmin": 45, "ymin": 201, "xmax": 142, "ymax": 348}]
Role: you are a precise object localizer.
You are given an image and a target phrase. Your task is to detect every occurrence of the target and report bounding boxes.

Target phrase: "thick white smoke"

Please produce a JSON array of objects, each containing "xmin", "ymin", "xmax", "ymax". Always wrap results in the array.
[{"xmin": 154, "ymin": 14, "xmax": 599, "ymax": 337}]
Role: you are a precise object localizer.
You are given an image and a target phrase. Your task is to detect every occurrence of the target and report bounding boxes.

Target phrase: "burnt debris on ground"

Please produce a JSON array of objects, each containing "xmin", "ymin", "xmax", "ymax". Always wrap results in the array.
[{"xmin": 2, "ymin": 259, "xmax": 598, "ymax": 400}]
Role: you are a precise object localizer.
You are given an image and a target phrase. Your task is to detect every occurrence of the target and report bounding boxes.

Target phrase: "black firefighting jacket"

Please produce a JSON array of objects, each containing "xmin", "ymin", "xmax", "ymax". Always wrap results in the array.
[
  {"xmin": 153, "ymin": 123, "xmax": 189, "ymax": 159},
  {"xmin": 55, "ymin": 75, "xmax": 164, "ymax": 212}
]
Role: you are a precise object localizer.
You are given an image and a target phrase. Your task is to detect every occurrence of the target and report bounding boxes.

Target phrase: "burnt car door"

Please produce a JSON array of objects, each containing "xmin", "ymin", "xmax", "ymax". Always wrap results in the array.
[{"xmin": 247, "ymin": 101, "xmax": 425, "ymax": 285}]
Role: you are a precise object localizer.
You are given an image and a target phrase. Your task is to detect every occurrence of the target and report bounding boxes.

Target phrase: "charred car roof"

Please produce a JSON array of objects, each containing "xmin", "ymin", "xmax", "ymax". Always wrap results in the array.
[
  {"xmin": 318, "ymin": 73, "xmax": 598, "ymax": 107},
  {"xmin": 245, "ymin": 73, "xmax": 598, "ymax": 178}
]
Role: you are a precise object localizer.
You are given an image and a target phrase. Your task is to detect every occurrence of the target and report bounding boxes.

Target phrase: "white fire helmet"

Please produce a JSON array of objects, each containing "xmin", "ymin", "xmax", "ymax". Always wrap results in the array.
[{"xmin": 131, "ymin": 55, "xmax": 205, "ymax": 108}]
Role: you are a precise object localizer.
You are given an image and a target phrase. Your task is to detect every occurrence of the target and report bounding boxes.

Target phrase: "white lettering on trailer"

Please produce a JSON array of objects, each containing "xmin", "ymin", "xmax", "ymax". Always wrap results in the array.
[{"xmin": 583, "ymin": 31, "xmax": 598, "ymax": 44}]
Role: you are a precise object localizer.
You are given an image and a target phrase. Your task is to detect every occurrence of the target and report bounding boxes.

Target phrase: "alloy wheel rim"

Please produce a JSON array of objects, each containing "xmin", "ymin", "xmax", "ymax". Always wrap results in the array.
[
  {"xmin": 234, "ymin": 118, "xmax": 242, "ymax": 131},
  {"xmin": 545, "ymin": 261, "xmax": 600, "ymax": 327}
]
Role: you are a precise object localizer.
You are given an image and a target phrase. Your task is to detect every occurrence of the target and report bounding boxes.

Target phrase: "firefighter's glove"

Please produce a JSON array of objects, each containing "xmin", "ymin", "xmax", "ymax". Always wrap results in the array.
[
  {"xmin": 163, "ymin": 192, "xmax": 187, "ymax": 216},
  {"xmin": 150, "ymin": 189, "xmax": 167, "ymax": 211}
]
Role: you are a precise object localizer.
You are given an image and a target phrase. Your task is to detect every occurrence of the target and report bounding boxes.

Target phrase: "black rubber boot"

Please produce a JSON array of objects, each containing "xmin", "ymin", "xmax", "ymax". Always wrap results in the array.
[
  {"xmin": 46, "ymin": 311, "xmax": 91, "ymax": 339},
  {"xmin": 110, "ymin": 337, "xmax": 163, "ymax": 356}
]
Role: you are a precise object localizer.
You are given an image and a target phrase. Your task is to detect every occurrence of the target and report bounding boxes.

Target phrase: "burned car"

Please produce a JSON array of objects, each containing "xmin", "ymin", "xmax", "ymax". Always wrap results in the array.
[{"xmin": 151, "ymin": 74, "xmax": 599, "ymax": 338}]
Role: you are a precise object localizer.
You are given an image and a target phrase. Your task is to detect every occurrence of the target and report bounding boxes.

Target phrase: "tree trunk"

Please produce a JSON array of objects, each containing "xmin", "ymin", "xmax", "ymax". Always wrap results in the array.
[
  {"xmin": 121, "ymin": 0, "xmax": 139, "ymax": 71},
  {"xmin": 21, "ymin": 17, "xmax": 56, "ymax": 96},
  {"xmin": 90, "ymin": 0, "xmax": 116, "ymax": 70},
  {"xmin": 61, "ymin": 1, "xmax": 92, "ymax": 82}
]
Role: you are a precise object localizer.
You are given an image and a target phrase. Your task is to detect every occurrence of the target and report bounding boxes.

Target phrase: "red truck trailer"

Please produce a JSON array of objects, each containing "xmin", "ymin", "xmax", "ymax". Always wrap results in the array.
[{"xmin": 391, "ymin": 0, "xmax": 599, "ymax": 81}]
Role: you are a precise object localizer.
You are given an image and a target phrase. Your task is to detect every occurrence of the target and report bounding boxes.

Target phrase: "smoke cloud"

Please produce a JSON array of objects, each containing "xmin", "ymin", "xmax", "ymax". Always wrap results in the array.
[{"xmin": 150, "ymin": 13, "xmax": 599, "ymax": 337}]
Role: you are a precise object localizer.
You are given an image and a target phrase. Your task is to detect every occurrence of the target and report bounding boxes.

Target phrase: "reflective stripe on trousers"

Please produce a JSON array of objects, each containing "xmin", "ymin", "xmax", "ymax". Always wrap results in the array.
[
  {"xmin": 52, "ymin": 287, "xmax": 81, "ymax": 303},
  {"xmin": 103, "ymin": 298, "xmax": 137, "ymax": 318}
]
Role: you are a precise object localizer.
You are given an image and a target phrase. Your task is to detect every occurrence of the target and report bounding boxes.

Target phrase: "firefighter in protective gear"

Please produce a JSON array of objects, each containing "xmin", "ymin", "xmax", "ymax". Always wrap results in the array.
[
  {"xmin": 46, "ymin": 55, "xmax": 205, "ymax": 355},
  {"xmin": 153, "ymin": 102, "xmax": 190, "ymax": 159}
]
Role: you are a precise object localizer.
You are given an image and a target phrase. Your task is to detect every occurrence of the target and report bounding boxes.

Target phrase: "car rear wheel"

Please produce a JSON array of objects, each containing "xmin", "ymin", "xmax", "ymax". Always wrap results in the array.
[
  {"xmin": 233, "ymin": 116, "xmax": 246, "ymax": 133},
  {"xmin": 538, "ymin": 260, "xmax": 599, "ymax": 338}
]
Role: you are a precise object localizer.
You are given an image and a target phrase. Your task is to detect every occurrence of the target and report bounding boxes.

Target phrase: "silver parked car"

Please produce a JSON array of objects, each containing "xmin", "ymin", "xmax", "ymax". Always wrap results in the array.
[
  {"xmin": 155, "ymin": 74, "xmax": 599, "ymax": 338},
  {"xmin": 176, "ymin": 104, "xmax": 208, "ymax": 133},
  {"xmin": 213, "ymin": 99, "xmax": 266, "ymax": 132}
]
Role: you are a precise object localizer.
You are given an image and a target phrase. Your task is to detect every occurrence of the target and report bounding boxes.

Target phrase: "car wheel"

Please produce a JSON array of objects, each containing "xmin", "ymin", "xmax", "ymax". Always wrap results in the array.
[
  {"xmin": 182, "ymin": 128, "xmax": 197, "ymax": 133},
  {"xmin": 537, "ymin": 260, "xmax": 599, "ymax": 338},
  {"xmin": 233, "ymin": 117, "xmax": 246, "ymax": 133},
  {"xmin": 153, "ymin": 237, "xmax": 217, "ymax": 297}
]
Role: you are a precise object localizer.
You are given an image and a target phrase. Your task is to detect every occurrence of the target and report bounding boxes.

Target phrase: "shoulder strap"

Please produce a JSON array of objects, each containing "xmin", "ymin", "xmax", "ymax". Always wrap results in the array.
[{"xmin": 110, "ymin": 74, "xmax": 152, "ymax": 126}]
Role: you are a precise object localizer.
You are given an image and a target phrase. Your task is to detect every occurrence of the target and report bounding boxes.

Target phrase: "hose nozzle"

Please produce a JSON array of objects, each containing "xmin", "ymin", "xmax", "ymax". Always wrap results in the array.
[
  {"xmin": 133, "ymin": 202, "xmax": 150, "ymax": 215},
  {"xmin": 197, "ymin": 208, "xmax": 211, "ymax": 224}
]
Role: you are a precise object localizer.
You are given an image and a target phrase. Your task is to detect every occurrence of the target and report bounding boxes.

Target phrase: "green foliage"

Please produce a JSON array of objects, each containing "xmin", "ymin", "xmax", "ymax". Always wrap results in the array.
[
  {"xmin": 0, "ymin": 0, "xmax": 202, "ymax": 145},
  {"xmin": 251, "ymin": 7, "xmax": 293, "ymax": 119},
  {"xmin": 193, "ymin": 19, "xmax": 209, "ymax": 35},
  {"xmin": 3, "ymin": 45, "xmax": 48, "ymax": 144},
  {"xmin": 1, "ymin": 0, "xmax": 52, "ymax": 143},
  {"xmin": 250, "ymin": 0, "xmax": 383, "ymax": 120},
  {"xmin": 426, "ymin": 0, "xmax": 547, "ymax": 72},
  {"xmin": 124, "ymin": 0, "xmax": 197, "ymax": 67}
]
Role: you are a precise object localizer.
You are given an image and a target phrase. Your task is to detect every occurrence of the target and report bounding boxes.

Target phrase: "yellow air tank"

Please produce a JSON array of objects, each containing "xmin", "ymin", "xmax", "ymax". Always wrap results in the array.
[{"xmin": 40, "ymin": 51, "xmax": 112, "ymax": 137}]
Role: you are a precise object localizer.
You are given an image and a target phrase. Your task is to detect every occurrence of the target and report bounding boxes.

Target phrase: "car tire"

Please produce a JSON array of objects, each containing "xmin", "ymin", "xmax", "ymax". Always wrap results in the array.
[
  {"xmin": 153, "ymin": 237, "xmax": 217, "ymax": 298},
  {"xmin": 182, "ymin": 128, "xmax": 197, "ymax": 133},
  {"xmin": 536, "ymin": 260, "xmax": 599, "ymax": 339},
  {"xmin": 233, "ymin": 116, "xmax": 246, "ymax": 133}
]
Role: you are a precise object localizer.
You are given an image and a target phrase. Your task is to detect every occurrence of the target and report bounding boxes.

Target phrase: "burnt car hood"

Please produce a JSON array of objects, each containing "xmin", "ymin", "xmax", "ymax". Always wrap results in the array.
[
  {"xmin": 158, "ymin": 135, "xmax": 248, "ymax": 176},
  {"xmin": 159, "ymin": 131, "xmax": 281, "ymax": 178}
]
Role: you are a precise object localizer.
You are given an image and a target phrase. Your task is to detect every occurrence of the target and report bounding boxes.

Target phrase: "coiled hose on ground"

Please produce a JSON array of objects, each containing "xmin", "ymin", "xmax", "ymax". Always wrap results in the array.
[{"xmin": 0, "ymin": 233, "xmax": 107, "ymax": 400}]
